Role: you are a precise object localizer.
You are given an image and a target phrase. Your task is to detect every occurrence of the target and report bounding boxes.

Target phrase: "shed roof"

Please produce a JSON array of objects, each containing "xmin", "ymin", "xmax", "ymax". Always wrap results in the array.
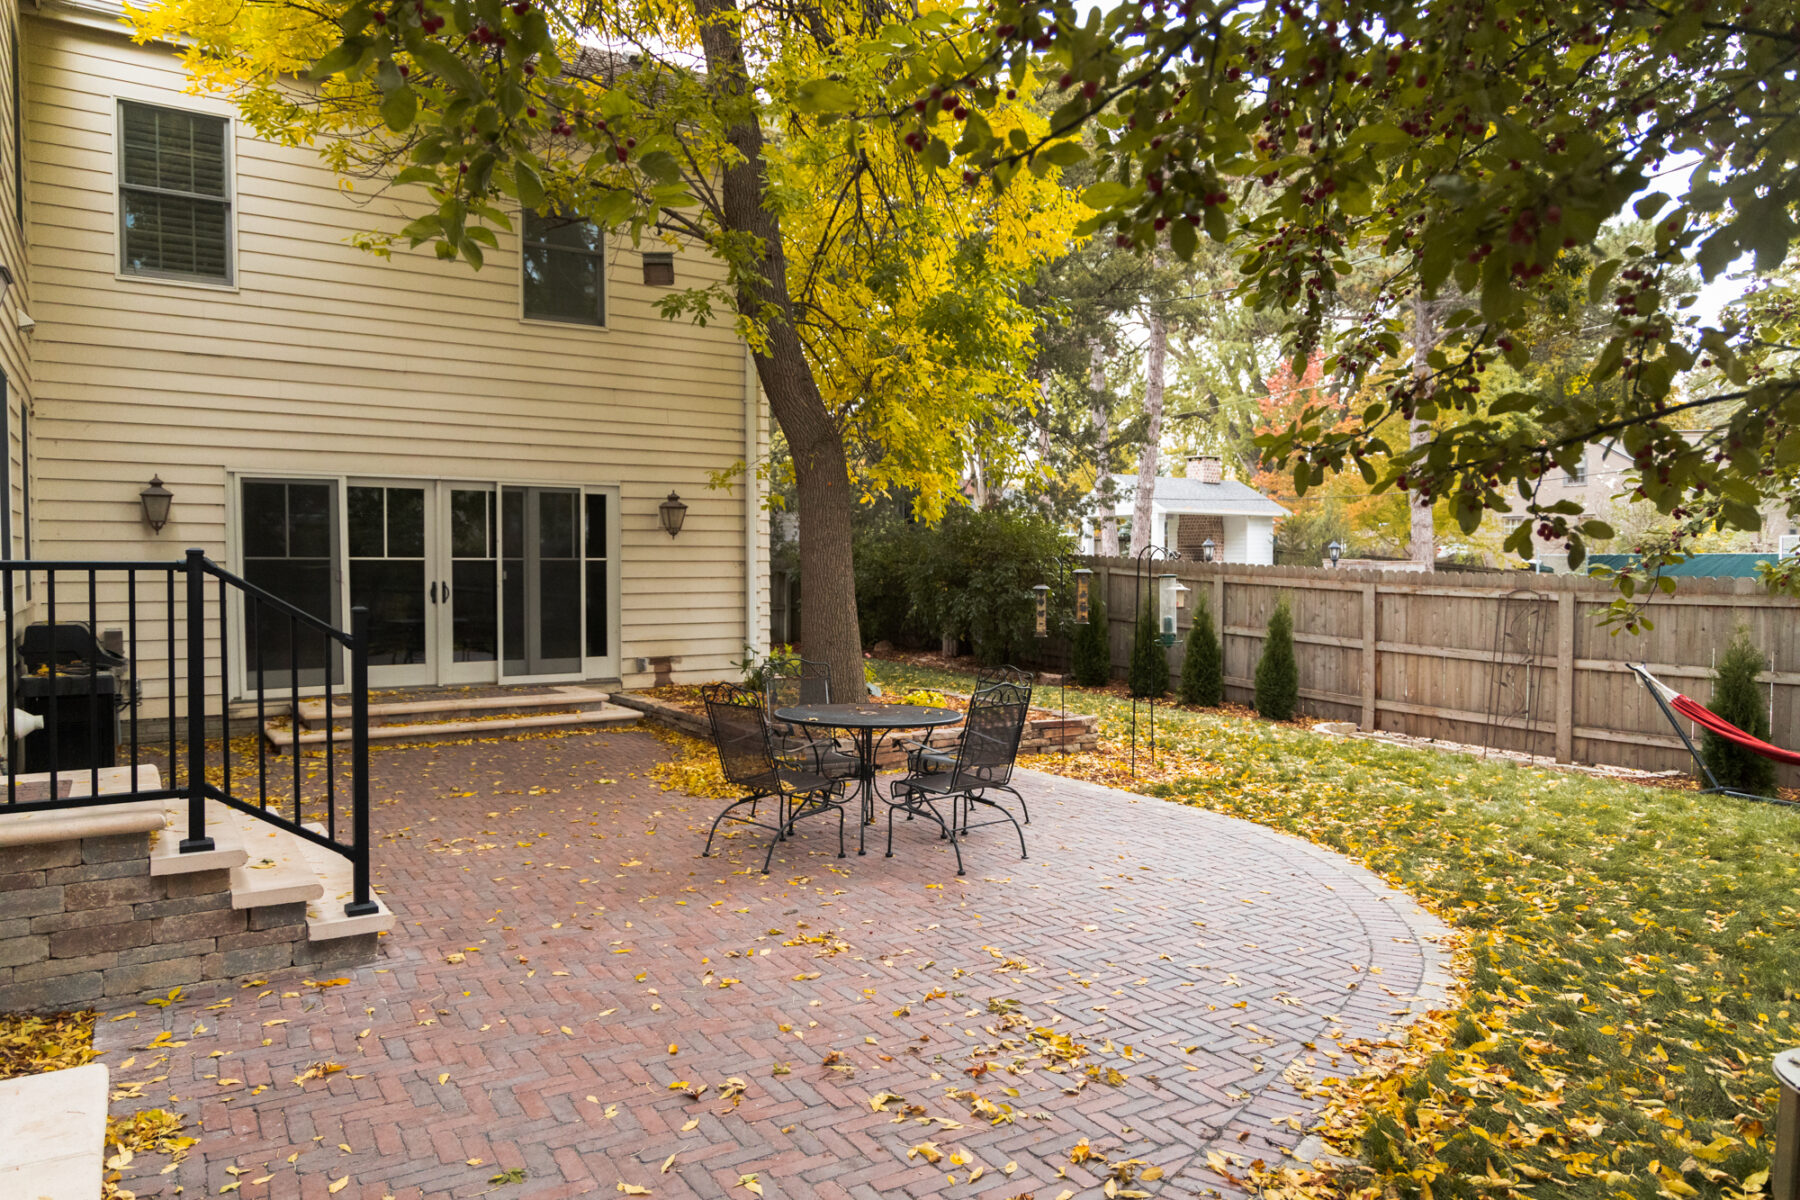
[{"xmin": 1107, "ymin": 474, "xmax": 1290, "ymax": 518}]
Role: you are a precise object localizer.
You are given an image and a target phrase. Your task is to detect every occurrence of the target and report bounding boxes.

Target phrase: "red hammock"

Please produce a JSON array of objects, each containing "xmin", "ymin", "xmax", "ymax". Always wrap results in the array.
[{"xmin": 1633, "ymin": 664, "xmax": 1800, "ymax": 766}]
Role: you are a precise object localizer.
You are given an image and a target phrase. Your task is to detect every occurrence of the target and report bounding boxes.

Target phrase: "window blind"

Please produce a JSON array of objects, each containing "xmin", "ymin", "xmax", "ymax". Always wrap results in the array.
[{"xmin": 119, "ymin": 101, "xmax": 231, "ymax": 283}]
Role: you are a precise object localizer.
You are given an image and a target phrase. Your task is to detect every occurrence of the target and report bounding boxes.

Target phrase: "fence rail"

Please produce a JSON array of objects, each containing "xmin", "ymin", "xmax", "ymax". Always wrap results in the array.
[
  {"xmin": 1072, "ymin": 556, "xmax": 1800, "ymax": 787},
  {"xmin": 0, "ymin": 549, "xmax": 376, "ymax": 915}
]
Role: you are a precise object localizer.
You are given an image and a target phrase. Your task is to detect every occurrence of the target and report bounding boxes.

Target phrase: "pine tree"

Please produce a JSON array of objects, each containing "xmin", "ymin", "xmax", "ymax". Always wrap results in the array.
[
  {"xmin": 1128, "ymin": 599, "xmax": 1169, "ymax": 699},
  {"xmin": 1179, "ymin": 593, "xmax": 1223, "ymax": 706},
  {"xmin": 1070, "ymin": 577, "xmax": 1112, "ymax": 687},
  {"xmin": 1254, "ymin": 596, "xmax": 1298, "ymax": 721},
  {"xmin": 1701, "ymin": 624, "xmax": 1778, "ymax": 796}
]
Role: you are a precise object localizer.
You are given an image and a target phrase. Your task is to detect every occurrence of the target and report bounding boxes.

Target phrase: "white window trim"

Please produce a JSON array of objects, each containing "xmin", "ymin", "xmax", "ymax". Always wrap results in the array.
[
  {"xmin": 112, "ymin": 96, "xmax": 240, "ymax": 293},
  {"xmin": 517, "ymin": 209, "xmax": 611, "ymax": 330}
]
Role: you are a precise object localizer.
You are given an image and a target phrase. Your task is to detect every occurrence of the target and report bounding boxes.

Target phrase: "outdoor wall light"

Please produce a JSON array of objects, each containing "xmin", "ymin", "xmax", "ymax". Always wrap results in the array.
[
  {"xmin": 1032, "ymin": 583, "xmax": 1050, "ymax": 638},
  {"xmin": 1157, "ymin": 573, "xmax": 1188, "ymax": 646},
  {"xmin": 1200, "ymin": 537, "xmax": 1215, "ymax": 563},
  {"xmin": 139, "ymin": 475, "xmax": 174, "ymax": 533},
  {"xmin": 658, "ymin": 491, "xmax": 688, "ymax": 538},
  {"xmin": 1072, "ymin": 567, "xmax": 1092, "ymax": 625},
  {"xmin": 1328, "ymin": 539, "xmax": 1345, "ymax": 565}
]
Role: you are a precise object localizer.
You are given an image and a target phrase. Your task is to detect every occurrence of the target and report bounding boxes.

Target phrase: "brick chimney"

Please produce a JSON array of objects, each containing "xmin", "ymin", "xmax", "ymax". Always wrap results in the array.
[{"xmin": 1187, "ymin": 455, "xmax": 1223, "ymax": 484}]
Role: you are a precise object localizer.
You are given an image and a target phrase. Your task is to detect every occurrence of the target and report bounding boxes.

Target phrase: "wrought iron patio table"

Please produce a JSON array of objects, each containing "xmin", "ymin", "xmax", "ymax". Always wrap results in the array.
[{"xmin": 772, "ymin": 703, "xmax": 962, "ymax": 855}]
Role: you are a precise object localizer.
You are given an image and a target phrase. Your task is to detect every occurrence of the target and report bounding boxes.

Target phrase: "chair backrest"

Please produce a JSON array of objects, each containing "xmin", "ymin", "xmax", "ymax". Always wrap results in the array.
[
  {"xmin": 975, "ymin": 664, "xmax": 1033, "ymax": 690},
  {"xmin": 765, "ymin": 657, "xmax": 832, "ymax": 713},
  {"xmin": 703, "ymin": 683, "xmax": 775, "ymax": 787},
  {"xmin": 951, "ymin": 681, "xmax": 1030, "ymax": 790}
]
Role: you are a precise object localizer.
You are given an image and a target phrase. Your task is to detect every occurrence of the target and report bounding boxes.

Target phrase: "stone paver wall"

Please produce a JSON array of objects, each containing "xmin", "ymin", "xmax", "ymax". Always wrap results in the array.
[
  {"xmin": 99, "ymin": 730, "xmax": 1447, "ymax": 1199},
  {"xmin": 0, "ymin": 832, "xmax": 364, "ymax": 1011}
]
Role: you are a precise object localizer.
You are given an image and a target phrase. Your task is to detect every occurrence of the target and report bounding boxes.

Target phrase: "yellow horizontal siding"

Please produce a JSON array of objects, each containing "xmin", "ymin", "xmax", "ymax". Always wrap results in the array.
[{"xmin": 21, "ymin": 14, "xmax": 763, "ymax": 688}]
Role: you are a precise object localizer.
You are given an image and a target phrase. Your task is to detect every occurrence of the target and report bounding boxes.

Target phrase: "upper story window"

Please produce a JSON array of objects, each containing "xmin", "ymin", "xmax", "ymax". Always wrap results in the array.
[
  {"xmin": 118, "ymin": 101, "xmax": 232, "ymax": 284},
  {"xmin": 1563, "ymin": 458, "xmax": 1587, "ymax": 484},
  {"xmin": 522, "ymin": 209, "xmax": 605, "ymax": 326}
]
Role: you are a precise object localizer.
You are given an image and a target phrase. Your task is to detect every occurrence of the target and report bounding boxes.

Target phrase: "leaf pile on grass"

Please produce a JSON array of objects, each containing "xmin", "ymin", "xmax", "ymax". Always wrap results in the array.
[
  {"xmin": 0, "ymin": 1009, "xmax": 98, "ymax": 1078},
  {"xmin": 870, "ymin": 657, "xmax": 1800, "ymax": 1200}
]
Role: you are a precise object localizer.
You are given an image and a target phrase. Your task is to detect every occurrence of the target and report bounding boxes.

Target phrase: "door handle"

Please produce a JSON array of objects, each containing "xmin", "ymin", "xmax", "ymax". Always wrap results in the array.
[
  {"xmin": 430, "ymin": 581, "xmax": 437, "ymax": 604},
  {"xmin": 441, "ymin": 580, "xmax": 450, "ymax": 602}
]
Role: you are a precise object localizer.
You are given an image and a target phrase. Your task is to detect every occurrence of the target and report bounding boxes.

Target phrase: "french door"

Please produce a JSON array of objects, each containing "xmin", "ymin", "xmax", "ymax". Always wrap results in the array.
[{"xmin": 237, "ymin": 476, "xmax": 615, "ymax": 694}]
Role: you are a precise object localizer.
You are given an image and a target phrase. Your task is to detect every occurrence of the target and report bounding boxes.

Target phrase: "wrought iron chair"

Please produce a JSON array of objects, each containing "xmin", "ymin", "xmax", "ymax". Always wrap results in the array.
[
  {"xmin": 885, "ymin": 682, "xmax": 1031, "ymax": 875},
  {"xmin": 701, "ymin": 683, "xmax": 848, "ymax": 873},
  {"xmin": 901, "ymin": 666, "xmax": 1035, "ymax": 823},
  {"xmin": 764, "ymin": 658, "xmax": 857, "ymax": 779}
]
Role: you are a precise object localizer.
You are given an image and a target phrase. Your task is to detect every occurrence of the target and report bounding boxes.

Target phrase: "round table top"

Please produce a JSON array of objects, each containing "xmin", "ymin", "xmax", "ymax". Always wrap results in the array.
[{"xmin": 773, "ymin": 703, "xmax": 962, "ymax": 730}]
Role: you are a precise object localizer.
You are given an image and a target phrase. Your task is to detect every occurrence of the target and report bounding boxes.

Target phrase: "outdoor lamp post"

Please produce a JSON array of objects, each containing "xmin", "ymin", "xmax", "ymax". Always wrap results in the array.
[
  {"xmin": 1328, "ymin": 539, "xmax": 1345, "ymax": 566},
  {"xmin": 1200, "ymin": 537, "xmax": 1216, "ymax": 563},
  {"xmin": 139, "ymin": 475, "xmax": 174, "ymax": 533},
  {"xmin": 658, "ymin": 491, "xmax": 688, "ymax": 538},
  {"xmin": 1032, "ymin": 583, "xmax": 1050, "ymax": 639}
]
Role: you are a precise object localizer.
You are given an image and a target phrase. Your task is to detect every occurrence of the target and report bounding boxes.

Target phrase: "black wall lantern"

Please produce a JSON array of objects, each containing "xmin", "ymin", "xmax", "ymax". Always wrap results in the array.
[
  {"xmin": 139, "ymin": 475, "xmax": 174, "ymax": 533},
  {"xmin": 1328, "ymin": 539, "xmax": 1345, "ymax": 565},
  {"xmin": 1200, "ymin": 537, "xmax": 1216, "ymax": 563},
  {"xmin": 658, "ymin": 491, "xmax": 688, "ymax": 538}
]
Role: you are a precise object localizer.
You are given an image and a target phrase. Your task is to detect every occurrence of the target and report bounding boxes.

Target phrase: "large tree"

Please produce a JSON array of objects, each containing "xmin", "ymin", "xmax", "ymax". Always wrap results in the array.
[
  {"xmin": 835, "ymin": 0, "xmax": 1800, "ymax": 623},
  {"xmin": 135, "ymin": 0, "xmax": 1080, "ymax": 695}
]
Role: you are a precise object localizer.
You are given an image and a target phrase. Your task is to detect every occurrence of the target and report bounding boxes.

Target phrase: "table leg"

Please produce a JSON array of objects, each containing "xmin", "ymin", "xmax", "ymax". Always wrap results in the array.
[{"xmin": 857, "ymin": 726, "xmax": 874, "ymax": 855}]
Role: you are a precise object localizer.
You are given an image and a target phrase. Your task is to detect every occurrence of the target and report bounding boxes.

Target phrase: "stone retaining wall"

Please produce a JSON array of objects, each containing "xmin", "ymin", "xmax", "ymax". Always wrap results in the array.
[{"xmin": 0, "ymin": 831, "xmax": 366, "ymax": 1012}]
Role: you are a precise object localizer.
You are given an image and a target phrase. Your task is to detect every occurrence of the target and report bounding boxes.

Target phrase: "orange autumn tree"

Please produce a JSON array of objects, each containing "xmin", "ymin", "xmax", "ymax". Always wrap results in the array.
[{"xmin": 1251, "ymin": 356, "xmax": 1409, "ymax": 562}]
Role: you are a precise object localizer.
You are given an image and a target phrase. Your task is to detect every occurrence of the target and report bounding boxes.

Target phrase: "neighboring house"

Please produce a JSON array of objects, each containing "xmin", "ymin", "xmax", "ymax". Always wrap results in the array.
[
  {"xmin": 0, "ymin": 0, "xmax": 768, "ymax": 716},
  {"xmin": 1496, "ymin": 436, "xmax": 1797, "ymax": 560},
  {"xmin": 1081, "ymin": 455, "xmax": 1288, "ymax": 564}
]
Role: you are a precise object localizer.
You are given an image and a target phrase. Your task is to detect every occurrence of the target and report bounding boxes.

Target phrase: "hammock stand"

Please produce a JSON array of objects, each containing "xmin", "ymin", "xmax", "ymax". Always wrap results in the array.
[{"xmin": 1626, "ymin": 662, "xmax": 1796, "ymax": 806}]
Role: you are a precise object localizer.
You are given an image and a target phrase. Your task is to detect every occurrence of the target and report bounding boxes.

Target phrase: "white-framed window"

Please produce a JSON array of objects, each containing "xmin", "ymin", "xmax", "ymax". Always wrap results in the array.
[
  {"xmin": 118, "ymin": 100, "xmax": 233, "ymax": 284},
  {"xmin": 1502, "ymin": 514, "xmax": 1529, "ymax": 530},
  {"xmin": 521, "ymin": 209, "xmax": 605, "ymax": 326}
]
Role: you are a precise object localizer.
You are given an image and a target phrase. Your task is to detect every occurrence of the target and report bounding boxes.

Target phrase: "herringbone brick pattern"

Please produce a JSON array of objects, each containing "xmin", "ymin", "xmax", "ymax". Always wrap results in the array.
[{"xmin": 97, "ymin": 729, "xmax": 1447, "ymax": 1199}]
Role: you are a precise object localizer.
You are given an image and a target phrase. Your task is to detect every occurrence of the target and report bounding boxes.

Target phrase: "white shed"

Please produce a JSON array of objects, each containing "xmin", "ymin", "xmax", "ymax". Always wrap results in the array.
[{"xmin": 1084, "ymin": 457, "xmax": 1289, "ymax": 564}]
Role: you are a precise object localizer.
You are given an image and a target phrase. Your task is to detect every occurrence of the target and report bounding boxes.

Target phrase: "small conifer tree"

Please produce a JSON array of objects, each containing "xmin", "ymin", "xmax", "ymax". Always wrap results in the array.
[
  {"xmin": 1701, "ymin": 624, "xmax": 1778, "ymax": 796},
  {"xmin": 1254, "ymin": 596, "xmax": 1298, "ymax": 721},
  {"xmin": 1070, "ymin": 577, "xmax": 1112, "ymax": 687},
  {"xmin": 1128, "ymin": 599, "xmax": 1169, "ymax": 698},
  {"xmin": 1179, "ymin": 593, "xmax": 1223, "ymax": 706}
]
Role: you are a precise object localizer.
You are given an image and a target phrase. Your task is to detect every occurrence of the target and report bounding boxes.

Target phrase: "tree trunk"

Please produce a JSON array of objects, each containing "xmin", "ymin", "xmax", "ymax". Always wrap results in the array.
[
  {"xmin": 1090, "ymin": 342, "xmax": 1120, "ymax": 556},
  {"xmin": 1407, "ymin": 297, "xmax": 1436, "ymax": 570},
  {"xmin": 697, "ymin": 0, "xmax": 864, "ymax": 701},
  {"xmin": 1128, "ymin": 302, "xmax": 1167, "ymax": 558}
]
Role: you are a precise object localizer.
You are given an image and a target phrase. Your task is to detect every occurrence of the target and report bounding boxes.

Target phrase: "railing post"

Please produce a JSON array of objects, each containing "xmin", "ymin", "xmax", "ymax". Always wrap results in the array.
[
  {"xmin": 1775, "ymin": 1048, "xmax": 1800, "ymax": 1200},
  {"xmin": 178, "ymin": 548, "xmax": 215, "ymax": 853},
  {"xmin": 344, "ymin": 605, "xmax": 378, "ymax": 917}
]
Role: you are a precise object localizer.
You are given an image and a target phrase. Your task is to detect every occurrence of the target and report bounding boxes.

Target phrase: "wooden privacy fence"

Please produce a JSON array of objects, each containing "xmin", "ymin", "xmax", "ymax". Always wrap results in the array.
[{"xmin": 1073, "ymin": 556, "xmax": 1800, "ymax": 787}]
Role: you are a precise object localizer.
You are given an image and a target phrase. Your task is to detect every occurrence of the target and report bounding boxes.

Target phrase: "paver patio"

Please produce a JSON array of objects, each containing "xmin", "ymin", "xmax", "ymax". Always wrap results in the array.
[{"xmin": 98, "ymin": 728, "xmax": 1449, "ymax": 1199}]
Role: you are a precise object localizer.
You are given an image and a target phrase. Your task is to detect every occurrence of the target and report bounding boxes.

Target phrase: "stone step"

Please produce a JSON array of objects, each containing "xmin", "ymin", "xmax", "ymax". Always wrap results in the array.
[
  {"xmin": 297, "ymin": 822, "xmax": 394, "ymax": 941},
  {"xmin": 0, "ymin": 1063, "xmax": 109, "ymax": 1199},
  {"xmin": 149, "ymin": 795, "xmax": 249, "ymax": 878},
  {"xmin": 262, "ymin": 703, "xmax": 641, "ymax": 752},
  {"xmin": 222, "ymin": 809, "xmax": 325, "ymax": 910},
  {"xmin": 294, "ymin": 686, "xmax": 612, "ymax": 729}
]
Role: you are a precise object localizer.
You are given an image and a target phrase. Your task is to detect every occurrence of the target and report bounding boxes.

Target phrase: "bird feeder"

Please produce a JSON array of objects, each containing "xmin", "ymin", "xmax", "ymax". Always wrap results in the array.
[
  {"xmin": 1073, "ymin": 568, "xmax": 1092, "ymax": 625},
  {"xmin": 1157, "ymin": 573, "xmax": 1188, "ymax": 646},
  {"xmin": 1032, "ymin": 583, "xmax": 1049, "ymax": 638}
]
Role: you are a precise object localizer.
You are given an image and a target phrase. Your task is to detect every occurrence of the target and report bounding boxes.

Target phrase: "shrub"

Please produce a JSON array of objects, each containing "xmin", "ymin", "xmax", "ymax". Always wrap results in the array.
[
  {"xmin": 1254, "ymin": 596, "xmax": 1298, "ymax": 720},
  {"xmin": 1128, "ymin": 599, "xmax": 1168, "ymax": 698},
  {"xmin": 1070, "ymin": 578, "xmax": 1111, "ymax": 686},
  {"xmin": 1701, "ymin": 624, "xmax": 1778, "ymax": 796},
  {"xmin": 1178, "ymin": 593, "xmax": 1223, "ymax": 707},
  {"xmin": 853, "ymin": 502, "xmax": 1074, "ymax": 665}
]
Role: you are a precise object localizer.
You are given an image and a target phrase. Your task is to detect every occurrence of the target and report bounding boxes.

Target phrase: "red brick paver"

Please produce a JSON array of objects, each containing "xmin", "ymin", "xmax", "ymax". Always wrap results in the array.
[{"xmin": 98, "ymin": 729, "xmax": 1447, "ymax": 1199}]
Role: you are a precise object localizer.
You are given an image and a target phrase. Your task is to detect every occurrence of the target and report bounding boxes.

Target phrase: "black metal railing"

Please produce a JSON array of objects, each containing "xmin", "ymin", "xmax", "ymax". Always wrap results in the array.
[{"xmin": 0, "ymin": 548, "xmax": 376, "ymax": 917}]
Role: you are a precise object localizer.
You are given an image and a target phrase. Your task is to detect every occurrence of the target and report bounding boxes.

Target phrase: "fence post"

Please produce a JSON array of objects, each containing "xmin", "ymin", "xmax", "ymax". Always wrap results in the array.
[
  {"xmin": 344, "ymin": 605, "xmax": 378, "ymax": 917},
  {"xmin": 1555, "ymin": 590, "xmax": 1576, "ymax": 763},
  {"xmin": 1776, "ymin": 1049, "xmax": 1800, "ymax": 1200},
  {"xmin": 178, "ymin": 548, "xmax": 215, "ymax": 853},
  {"xmin": 1361, "ymin": 581, "xmax": 1378, "ymax": 731}
]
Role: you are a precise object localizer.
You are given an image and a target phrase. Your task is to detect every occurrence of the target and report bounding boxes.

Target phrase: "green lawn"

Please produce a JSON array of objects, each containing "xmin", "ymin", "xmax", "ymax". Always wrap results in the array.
[{"xmin": 868, "ymin": 658, "xmax": 1799, "ymax": 1200}]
